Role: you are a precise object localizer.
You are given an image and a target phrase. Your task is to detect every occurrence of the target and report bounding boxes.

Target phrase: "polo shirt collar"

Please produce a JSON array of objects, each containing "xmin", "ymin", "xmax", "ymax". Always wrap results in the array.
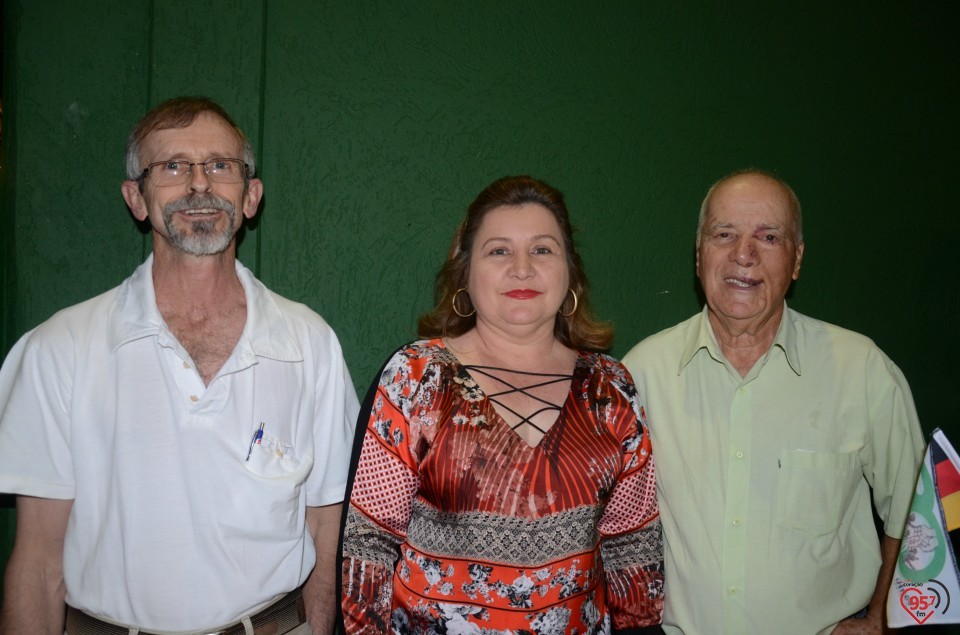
[
  {"xmin": 107, "ymin": 255, "xmax": 164, "ymax": 349},
  {"xmin": 237, "ymin": 263, "xmax": 302, "ymax": 363},
  {"xmin": 678, "ymin": 303, "xmax": 802, "ymax": 376},
  {"xmin": 107, "ymin": 254, "xmax": 302, "ymax": 363}
]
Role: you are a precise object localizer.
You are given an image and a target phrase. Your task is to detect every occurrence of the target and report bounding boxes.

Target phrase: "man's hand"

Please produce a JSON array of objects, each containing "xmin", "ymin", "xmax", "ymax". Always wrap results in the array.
[{"xmin": 831, "ymin": 612, "xmax": 887, "ymax": 635}]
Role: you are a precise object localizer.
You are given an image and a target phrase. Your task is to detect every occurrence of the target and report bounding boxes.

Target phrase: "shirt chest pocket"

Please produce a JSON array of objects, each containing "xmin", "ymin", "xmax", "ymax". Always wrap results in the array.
[
  {"xmin": 776, "ymin": 449, "xmax": 861, "ymax": 537},
  {"xmin": 234, "ymin": 361, "xmax": 312, "ymax": 534},
  {"xmin": 245, "ymin": 432, "xmax": 308, "ymax": 479},
  {"xmin": 237, "ymin": 433, "xmax": 314, "ymax": 539}
]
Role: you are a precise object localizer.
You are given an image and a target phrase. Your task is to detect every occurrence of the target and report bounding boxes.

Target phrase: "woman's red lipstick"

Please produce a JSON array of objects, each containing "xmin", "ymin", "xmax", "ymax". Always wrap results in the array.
[{"xmin": 504, "ymin": 289, "xmax": 542, "ymax": 299}]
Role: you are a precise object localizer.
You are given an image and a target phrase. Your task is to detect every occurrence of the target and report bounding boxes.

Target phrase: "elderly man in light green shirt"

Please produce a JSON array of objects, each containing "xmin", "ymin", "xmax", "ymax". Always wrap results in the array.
[{"xmin": 622, "ymin": 170, "xmax": 924, "ymax": 635}]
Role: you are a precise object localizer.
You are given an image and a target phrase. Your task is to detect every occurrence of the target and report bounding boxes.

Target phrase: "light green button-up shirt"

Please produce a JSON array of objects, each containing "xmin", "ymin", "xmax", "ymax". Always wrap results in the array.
[{"xmin": 622, "ymin": 305, "xmax": 924, "ymax": 635}]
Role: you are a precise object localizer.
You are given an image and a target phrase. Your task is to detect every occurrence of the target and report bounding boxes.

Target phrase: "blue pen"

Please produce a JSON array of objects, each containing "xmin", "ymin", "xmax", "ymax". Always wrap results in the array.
[{"xmin": 245, "ymin": 422, "xmax": 265, "ymax": 461}]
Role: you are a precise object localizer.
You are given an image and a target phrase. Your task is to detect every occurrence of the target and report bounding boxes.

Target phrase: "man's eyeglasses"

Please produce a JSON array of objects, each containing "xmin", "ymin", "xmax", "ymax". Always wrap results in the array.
[{"xmin": 138, "ymin": 158, "xmax": 249, "ymax": 187}]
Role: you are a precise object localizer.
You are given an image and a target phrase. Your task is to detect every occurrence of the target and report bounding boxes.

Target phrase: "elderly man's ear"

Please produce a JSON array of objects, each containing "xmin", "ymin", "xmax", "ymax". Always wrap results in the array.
[{"xmin": 792, "ymin": 241, "xmax": 805, "ymax": 280}]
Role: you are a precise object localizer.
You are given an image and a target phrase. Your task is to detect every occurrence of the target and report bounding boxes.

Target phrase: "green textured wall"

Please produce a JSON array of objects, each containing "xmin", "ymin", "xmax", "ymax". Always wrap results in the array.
[{"xmin": 1, "ymin": 1, "xmax": 957, "ymax": 625}]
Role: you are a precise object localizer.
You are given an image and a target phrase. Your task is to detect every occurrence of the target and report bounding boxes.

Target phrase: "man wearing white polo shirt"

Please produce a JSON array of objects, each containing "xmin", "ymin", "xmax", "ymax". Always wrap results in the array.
[{"xmin": 0, "ymin": 97, "xmax": 358, "ymax": 634}]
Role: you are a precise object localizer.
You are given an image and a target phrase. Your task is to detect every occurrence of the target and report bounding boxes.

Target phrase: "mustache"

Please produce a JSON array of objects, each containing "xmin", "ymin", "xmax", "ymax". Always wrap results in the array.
[{"xmin": 163, "ymin": 193, "xmax": 235, "ymax": 215}]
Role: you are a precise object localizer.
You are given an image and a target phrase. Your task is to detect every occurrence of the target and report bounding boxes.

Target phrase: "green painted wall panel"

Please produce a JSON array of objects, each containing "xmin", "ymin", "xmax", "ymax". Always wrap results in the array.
[
  {"xmin": 8, "ymin": 0, "xmax": 152, "ymax": 332},
  {"xmin": 1, "ymin": 2, "xmax": 957, "ymax": 627}
]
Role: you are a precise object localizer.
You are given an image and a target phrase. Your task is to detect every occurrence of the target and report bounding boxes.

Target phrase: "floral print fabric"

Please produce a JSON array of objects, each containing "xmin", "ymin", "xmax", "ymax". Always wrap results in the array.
[{"xmin": 341, "ymin": 339, "xmax": 663, "ymax": 634}]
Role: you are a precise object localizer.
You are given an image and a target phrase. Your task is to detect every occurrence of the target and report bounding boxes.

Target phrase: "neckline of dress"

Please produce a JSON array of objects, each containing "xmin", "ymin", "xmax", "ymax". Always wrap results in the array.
[{"xmin": 447, "ymin": 349, "xmax": 583, "ymax": 449}]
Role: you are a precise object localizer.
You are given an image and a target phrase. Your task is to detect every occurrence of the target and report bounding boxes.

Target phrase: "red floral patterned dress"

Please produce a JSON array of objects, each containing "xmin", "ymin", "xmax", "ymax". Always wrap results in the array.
[{"xmin": 341, "ymin": 339, "xmax": 663, "ymax": 634}]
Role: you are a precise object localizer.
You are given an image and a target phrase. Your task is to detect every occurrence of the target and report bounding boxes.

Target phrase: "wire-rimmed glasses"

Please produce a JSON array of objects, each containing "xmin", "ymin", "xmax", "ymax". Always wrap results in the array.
[{"xmin": 138, "ymin": 158, "xmax": 249, "ymax": 187}]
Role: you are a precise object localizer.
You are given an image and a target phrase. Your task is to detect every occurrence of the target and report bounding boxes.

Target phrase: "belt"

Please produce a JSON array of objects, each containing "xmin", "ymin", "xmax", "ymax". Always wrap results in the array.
[{"xmin": 65, "ymin": 587, "xmax": 306, "ymax": 635}]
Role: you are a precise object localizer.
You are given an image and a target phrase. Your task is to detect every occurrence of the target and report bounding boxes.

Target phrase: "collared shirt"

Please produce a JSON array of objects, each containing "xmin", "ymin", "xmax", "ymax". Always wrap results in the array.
[
  {"xmin": 622, "ymin": 305, "xmax": 924, "ymax": 635},
  {"xmin": 0, "ymin": 255, "xmax": 359, "ymax": 631}
]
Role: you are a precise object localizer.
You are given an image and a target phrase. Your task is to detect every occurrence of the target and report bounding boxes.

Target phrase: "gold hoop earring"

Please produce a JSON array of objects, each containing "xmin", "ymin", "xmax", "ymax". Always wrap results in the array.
[
  {"xmin": 559, "ymin": 289, "xmax": 578, "ymax": 317},
  {"xmin": 452, "ymin": 288, "xmax": 476, "ymax": 318}
]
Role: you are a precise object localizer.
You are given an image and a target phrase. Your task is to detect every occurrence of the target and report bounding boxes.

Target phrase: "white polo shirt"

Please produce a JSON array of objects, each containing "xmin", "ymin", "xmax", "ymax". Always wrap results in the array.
[{"xmin": 0, "ymin": 255, "xmax": 359, "ymax": 631}]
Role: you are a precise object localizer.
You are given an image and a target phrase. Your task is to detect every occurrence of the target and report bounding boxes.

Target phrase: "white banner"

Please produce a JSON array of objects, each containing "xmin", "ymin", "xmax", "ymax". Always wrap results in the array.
[{"xmin": 887, "ymin": 428, "xmax": 960, "ymax": 627}]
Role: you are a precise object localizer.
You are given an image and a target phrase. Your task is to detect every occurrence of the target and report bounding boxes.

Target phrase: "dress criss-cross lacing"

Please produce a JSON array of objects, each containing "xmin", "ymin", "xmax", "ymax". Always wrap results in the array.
[{"xmin": 461, "ymin": 364, "xmax": 573, "ymax": 435}]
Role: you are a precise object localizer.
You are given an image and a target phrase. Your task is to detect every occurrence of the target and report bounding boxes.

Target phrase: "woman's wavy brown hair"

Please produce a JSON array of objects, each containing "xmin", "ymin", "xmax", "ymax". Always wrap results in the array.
[{"xmin": 418, "ymin": 175, "xmax": 612, "ymax": 352}]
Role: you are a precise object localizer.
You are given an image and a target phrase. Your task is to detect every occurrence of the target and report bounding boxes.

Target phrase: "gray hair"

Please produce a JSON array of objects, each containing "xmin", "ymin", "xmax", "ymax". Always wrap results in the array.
[
  {"xmin": 696, "ymin": 168, "xmax": 803, "ymax": 247},
  {"xmin": 124, "ymin": 96, "xmax": 256, "ymax": 181}
]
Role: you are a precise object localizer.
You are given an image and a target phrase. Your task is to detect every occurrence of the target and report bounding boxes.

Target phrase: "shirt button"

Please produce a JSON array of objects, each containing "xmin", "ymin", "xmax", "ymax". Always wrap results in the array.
[
  {"xmin": 737, "ymin": 387, "xmax": 746, "ymax": 395},
  {"xmin": 182, "ymin": 361, "xmax": 190, "ymax": 369},
  {"xmin": 728, "ymin": 587, "xmax": 738, "ymax": 597},
  {"xmin": 190, "ymin": 395, "xmax": 199, "ymax": 402},
  {"xmin": 736, "ymin": 451, "xmax": 744, "ymax": 459},
  {"xmin": 733, "ymin": 518, "xmax": 742, "ymax": 527}
]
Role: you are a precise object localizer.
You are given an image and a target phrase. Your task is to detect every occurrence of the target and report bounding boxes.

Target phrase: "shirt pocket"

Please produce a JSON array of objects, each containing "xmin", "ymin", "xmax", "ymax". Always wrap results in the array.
[
  {"xmin": 244, "ymin": 432, "xmax": 306, "ymax": 479},
  {"xmin": 776, "ymin": 448, "xmax": 861, "ymax": 537},
  {"xmin": 238, "ymin": 433, "xmax": 314, "ymax": 538},
  {"xmin": 244, "ymin": 434, "xmax": 310, "ymax": 487}
]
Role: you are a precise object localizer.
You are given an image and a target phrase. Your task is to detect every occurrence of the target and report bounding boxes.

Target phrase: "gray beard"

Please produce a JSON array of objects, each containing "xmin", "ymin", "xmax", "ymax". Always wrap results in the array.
[{"xmin": 162, "ymin": 193, "xmax": 238, "ymax": 256}]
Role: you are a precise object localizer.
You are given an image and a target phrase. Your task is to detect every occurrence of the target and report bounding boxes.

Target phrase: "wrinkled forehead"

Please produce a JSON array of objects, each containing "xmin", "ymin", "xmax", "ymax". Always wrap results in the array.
[
  {"xmin": 707, "ymin": 175, "xmax": 796, "ymax": 229},
  {"xmin": 140, "ymin": 112, "xmax": 244, "ymax": 161}
]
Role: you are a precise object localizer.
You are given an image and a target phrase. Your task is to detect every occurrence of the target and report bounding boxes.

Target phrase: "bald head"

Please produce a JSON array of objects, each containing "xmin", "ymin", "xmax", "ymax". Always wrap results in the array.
[{"xmin": 696, "ymin": 170, "xmax": 803, "ymax": 248}]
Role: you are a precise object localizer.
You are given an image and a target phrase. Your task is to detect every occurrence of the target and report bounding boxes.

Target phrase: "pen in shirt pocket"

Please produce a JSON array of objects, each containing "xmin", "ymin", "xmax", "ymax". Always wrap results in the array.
[{"xmin": 245, "ymin": 422, "xmax": 265, "ymax": 462}]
